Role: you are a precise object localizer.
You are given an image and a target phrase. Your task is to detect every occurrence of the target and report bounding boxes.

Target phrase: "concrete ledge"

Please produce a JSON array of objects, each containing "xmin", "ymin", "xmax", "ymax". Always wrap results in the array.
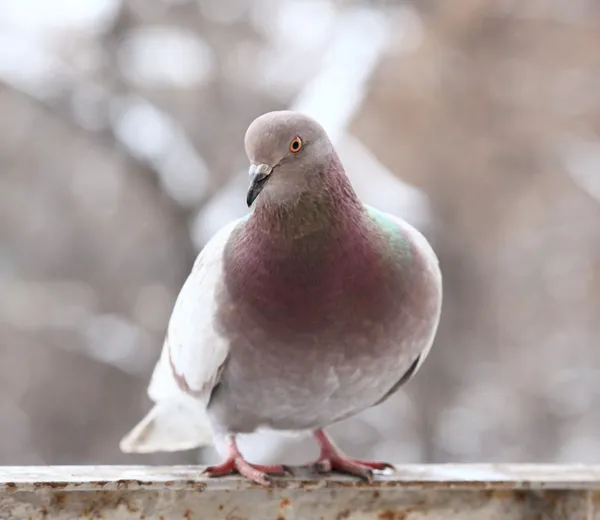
[{"xmin": 1, "ymin": 464, "xmax": 600, "ymax": 519}]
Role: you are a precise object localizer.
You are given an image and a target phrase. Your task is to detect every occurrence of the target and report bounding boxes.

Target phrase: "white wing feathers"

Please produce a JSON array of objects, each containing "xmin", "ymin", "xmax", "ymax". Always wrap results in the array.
[{"xmin": 120, "ymin": 217, "xmax": 244, "ymax": 453}]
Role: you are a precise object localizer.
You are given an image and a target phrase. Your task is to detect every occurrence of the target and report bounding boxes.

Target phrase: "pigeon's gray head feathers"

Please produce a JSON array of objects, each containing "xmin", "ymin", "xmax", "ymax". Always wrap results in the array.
[{"xmin": 244, "ymin": 111, "xmax": 335, "ymax": 207}]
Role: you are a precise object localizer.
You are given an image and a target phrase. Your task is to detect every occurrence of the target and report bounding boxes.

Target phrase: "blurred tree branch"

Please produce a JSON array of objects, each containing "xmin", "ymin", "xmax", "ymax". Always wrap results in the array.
[{"xmin": 0, "ymin": 79, "xmax": 197, "ymax": 259}]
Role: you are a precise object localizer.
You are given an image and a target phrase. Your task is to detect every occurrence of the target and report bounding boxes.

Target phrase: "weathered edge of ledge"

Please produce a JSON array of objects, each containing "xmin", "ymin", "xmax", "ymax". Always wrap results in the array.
[
  {"xmin": 2, "ymin": 464, "xmax": 600, "ymax": 492},
  {"xmin": 3, "ymin": 465, "xmax": 600, "ymax": 519}
]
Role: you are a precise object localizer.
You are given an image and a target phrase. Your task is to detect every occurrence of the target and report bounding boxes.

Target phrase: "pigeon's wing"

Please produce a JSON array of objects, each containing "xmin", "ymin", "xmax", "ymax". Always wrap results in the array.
[
  {"xmin": 366, "ymin": 204, "xmax": 442, "ymax": 383},
  {"xmin": 120, "ymin": 217, "xmax": 245, "ymax": 453}
]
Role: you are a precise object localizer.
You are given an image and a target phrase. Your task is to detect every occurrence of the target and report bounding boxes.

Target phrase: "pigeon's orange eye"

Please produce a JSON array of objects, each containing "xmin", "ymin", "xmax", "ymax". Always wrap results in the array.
[{"xmin": 289, "ymin": 136, "xmax": 303, "ymax": 153}]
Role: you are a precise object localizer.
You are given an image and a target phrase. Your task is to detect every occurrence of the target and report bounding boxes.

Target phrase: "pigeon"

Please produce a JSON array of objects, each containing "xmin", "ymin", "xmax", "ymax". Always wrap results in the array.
[{"xmin": 120, "ymin": 111, "xmax": 443, "ymax": 485}]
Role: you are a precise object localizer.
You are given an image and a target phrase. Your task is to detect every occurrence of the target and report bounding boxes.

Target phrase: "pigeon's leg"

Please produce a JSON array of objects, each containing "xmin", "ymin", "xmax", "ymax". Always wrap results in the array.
[
  {"xmin": 307, "ymin": 429, "xmax": 395, "ymax": 482},
  {"xmin": 203, "ymin": 435, "xmax": 291, "ymax": 485}
]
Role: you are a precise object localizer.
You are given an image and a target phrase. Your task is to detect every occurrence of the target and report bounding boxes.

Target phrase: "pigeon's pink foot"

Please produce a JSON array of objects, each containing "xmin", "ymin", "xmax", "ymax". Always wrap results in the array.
[
  {"xmin": 203, "ymin": 436, "xmax": 291, "ymax": 486},
  {"xmin": 308, "ymin": 430, "xmax": 395, "ymax": 482}
]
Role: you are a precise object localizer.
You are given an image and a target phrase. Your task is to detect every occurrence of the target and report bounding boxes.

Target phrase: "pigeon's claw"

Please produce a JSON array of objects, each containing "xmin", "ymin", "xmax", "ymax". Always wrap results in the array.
[
  {"xmin": 203, "ymin": 435, "xmax": 290, "ymax": 486},
  {"xmin": 310, "ymin": 457, "xmax": 393, "ymax": 482},
  {"xmin": 204, "ymin": 459, "xmax": 287, "ymax": 486},
  {"xmin": 307, "ymin": 429, "xmax": 395, "ymax": 482},
  {"xmin": 347, "ymin": 460, "xmax": 395, "ymax": 471}
]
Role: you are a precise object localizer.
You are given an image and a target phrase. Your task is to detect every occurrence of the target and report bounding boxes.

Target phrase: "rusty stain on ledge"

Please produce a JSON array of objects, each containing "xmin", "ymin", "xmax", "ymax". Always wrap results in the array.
[{"xmin": 1, "ymin": 464, "xmax": 600, "ymax": 519}]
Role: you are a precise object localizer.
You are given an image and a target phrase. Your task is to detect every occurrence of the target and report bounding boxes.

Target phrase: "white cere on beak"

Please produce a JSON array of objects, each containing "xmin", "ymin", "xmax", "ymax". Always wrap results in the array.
[{"xmin": 249, "ymin": 164, "xmax": 273, "ymax": 177}]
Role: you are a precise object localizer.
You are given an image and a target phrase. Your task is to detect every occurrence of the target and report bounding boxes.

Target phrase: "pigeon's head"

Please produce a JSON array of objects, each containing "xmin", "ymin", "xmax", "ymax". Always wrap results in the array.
[{"xmin": 244, "ymin": 111, "xmax": 334, "ymax": 207}]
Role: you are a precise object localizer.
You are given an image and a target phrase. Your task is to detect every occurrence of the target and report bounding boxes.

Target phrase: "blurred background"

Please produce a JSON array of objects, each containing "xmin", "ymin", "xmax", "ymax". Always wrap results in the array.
[{"xmin": 1, "ymin": 0, "xmax": 600, "ymax": 468}]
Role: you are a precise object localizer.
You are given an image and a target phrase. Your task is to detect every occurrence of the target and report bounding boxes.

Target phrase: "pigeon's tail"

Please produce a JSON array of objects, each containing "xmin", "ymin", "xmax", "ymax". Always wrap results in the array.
[{"xmin": 119, "ymin": 402, "xmax": 214, "ymax": 453}]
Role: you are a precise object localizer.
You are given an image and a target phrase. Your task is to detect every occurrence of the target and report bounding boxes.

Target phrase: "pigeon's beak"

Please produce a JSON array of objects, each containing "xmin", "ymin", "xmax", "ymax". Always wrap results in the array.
[{"xmin": 246, "ymin": 163, "xmax": 273, "ymax": 207}]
